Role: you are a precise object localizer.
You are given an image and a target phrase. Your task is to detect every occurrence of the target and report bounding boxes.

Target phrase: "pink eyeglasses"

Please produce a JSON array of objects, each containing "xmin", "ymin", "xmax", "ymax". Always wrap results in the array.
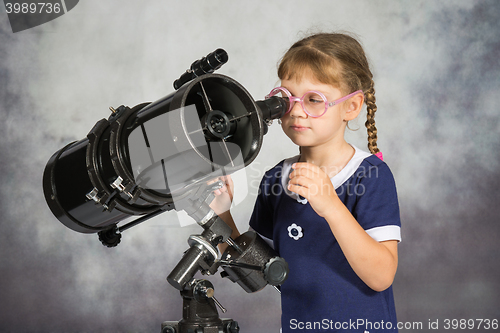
[{"xmin": 266, "ymin": 87, "xmax": 363, "ymax": 118}]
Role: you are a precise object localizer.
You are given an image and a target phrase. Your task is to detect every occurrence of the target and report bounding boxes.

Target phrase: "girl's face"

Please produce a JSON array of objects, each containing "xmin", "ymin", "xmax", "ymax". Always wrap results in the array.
[{"xmin": 280, "ymin": 73, "xmax": 360, "ymax": 150}]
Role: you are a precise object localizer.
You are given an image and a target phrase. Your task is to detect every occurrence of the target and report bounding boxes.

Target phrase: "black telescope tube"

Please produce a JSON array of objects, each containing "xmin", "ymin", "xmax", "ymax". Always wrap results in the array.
[{"xmin": 43, "ymin": 73, "xmax": 264, "ymax": 235}]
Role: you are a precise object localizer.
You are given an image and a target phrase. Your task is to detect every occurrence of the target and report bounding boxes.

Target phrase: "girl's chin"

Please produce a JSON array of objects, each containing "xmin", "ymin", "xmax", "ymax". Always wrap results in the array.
[{"xmin": 284, "ymin": 134, "xmax": 311, "ymax": 147}]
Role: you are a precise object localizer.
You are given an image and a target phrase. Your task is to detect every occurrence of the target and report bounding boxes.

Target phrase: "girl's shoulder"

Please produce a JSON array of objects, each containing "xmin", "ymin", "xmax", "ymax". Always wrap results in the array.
[
  {"xmin": 356, "ymin": 152, "xmax": 394, "ymax": 180},
  {"xmin": 332, "ymin": 145, "xmax": 396, "ymax": 190}
]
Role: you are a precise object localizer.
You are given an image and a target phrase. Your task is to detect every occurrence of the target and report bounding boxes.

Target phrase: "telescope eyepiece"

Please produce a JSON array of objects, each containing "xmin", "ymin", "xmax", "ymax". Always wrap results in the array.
[
  {"xmin": 193, "ymin": 48, "xmax": 228, "ymax": 76},
  {"xmin": 174, "ymin": 49, "xmax": 229, "ymax": 90},
  {"xmin": 256, "ymin": 96, "xmax": 288, "ymax": 122}
]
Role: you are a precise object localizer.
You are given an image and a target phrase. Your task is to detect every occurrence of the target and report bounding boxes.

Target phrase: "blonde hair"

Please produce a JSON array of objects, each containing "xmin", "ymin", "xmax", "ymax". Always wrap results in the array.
[{"xmin": 278, "ymin": 33, "xmax": 379, "ymax": 154}]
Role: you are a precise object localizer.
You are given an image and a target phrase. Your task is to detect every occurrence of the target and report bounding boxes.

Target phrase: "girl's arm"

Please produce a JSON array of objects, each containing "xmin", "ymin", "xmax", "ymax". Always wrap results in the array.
[
  {"xmin": 209, "ymin": 175, "xmax": 241, "ymax": 254},
  {"xmin": 288, "ymin": 162, "xmax": 398, "ymax": 292},
  {"xmin": 217, "ymin": 210, "xmax": 240, "ymax": 254},
  {"xmin": 322, "ymin": 202, "xmax": 398, "ymax": 292}
]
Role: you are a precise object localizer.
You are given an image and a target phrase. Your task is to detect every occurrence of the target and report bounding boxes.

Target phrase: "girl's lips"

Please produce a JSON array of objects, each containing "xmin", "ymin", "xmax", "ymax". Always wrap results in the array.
[{"xmin": 291, "ymin": 125, "xmax": 309, "ymax": 132}]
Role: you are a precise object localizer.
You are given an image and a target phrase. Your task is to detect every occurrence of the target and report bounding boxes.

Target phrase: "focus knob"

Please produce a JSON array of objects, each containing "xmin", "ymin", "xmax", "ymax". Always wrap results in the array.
[{"xmin": 264, "ymin": 257, "xmax": 289, "ymax": 286}]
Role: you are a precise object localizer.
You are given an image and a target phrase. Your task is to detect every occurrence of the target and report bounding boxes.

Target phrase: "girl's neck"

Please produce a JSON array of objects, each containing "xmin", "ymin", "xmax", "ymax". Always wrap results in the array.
[{"xmin": 299, "ymin": 141, "xmax": 355, "ymax": 177}]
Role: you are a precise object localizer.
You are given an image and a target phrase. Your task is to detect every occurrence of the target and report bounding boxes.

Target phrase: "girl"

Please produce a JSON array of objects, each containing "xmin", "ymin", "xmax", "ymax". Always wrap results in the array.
[{"xmin": 213, "ymin": 32, "xmax": 401, "ymax": 332}]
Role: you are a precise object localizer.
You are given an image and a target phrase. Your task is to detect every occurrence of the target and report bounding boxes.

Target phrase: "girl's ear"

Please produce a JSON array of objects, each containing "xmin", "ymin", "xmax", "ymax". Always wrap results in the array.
[{"xmin": 344, "ymin": 92, "xmax": 364, "ymax": 121}]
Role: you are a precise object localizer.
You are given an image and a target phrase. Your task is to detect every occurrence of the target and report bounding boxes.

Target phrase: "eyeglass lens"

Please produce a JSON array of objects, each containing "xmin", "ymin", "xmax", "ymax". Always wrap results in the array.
[
  {"xmin": 270, "ymin": 89, "xmax": 327, "ymax": 116},
  {"xmin": 302, "ymin": 92, "xmax": 326, "ymax": 116}
]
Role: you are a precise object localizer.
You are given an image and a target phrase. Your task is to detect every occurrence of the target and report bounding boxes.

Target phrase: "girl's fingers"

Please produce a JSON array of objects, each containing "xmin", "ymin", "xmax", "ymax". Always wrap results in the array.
[
  {"xmin": 220, "ymin": 175, "xmax": 234, "ymax": 199},
  {"xmin": 290, "ymin": 162, "xmax": 325, "ymax": 179},
  {"xmin": 288, "ymin": 175, "xmax": 310, "ymax": 189},
  {"xmin": 288, "ymin": 162, "xmax": 336, "ymax": 199},
  {"xmin": 287, "ymin": 182, "xmax": 308, "ymax": 198},
  {"xmin": 292, "ymin": 162, "xmax": 322, "ymax": 173},
  {"xmin": 289, "ymin": 169, "xmax": 315, "ymax": 181}
]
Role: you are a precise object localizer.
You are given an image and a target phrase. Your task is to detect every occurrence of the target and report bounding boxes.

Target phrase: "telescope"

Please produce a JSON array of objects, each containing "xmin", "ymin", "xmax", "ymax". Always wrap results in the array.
[{"xmin": 42, "ymin": 49, "xmax": 289, "ymax": 333}]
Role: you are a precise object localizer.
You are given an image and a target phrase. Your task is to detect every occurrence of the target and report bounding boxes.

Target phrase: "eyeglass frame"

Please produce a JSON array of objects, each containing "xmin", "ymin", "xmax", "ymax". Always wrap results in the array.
[{"xmin": 266, "ymin": 87, "xmax": 364, "ymax": 118}]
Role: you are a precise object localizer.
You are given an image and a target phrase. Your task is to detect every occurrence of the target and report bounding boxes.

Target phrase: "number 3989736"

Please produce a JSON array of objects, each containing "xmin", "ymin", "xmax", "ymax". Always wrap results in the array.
[{"xmin": 5, "ymin": 2, "xmax": 62, "ymax": 14}]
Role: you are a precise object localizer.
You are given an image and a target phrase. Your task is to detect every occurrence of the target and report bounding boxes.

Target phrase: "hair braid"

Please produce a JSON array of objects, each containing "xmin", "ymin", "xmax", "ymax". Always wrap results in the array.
[{"xmin": 364, "ymin": 82, "xmax": 379, "ymax": 154}]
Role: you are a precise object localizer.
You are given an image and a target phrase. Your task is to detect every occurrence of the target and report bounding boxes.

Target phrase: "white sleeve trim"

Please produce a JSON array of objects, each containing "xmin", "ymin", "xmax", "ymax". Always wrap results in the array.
[
  {"xmin": 248, "ymin": 226, "xmax": 275, "ymax": 249},
  {"xmin": 366, "ymin": 225, "xmax": 401, "ymax": 242}
]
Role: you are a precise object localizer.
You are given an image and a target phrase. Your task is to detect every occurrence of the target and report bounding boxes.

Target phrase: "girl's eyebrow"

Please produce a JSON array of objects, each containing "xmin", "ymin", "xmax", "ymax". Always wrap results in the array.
[
  {"xmin": 281, "ymin": 85, "xmax": 297, "ymax": 96},
  {"xmin": 284, "ymin": 86, "xmax": 331, "ymax": 98}
]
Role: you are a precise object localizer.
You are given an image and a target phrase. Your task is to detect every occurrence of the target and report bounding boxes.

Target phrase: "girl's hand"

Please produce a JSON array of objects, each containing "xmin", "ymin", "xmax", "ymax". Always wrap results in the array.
[
  {"xmin": 288, "ymin": 162, "xmax": 337, "ymax": 217},
  {"xmin": 209, "ymin": 175, "xmax": 234, "ymax": 216}
]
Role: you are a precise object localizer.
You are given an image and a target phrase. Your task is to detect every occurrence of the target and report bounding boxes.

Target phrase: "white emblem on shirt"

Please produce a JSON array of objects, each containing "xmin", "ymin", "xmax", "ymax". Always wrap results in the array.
[
  {"xmin": 297, "ymin": 195, "xmax": 308, "ymax": 204},
  {"xmin": 287, "ymin": 223, "xmax": 304, "ymax": 240}
]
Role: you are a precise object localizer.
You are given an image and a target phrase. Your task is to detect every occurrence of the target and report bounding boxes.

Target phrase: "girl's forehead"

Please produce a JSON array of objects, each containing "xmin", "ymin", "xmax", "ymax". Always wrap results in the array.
[
  {"xmin": 281, "ymin": 74, "xmax": 342, "ymax": 95},
  {"xmin": 281, "ymin": 66, "xmax": 319, "ymax": 84}
]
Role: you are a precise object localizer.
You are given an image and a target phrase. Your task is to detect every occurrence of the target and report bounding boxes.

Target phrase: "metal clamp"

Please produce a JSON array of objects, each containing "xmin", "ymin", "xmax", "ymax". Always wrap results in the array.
[
  {"xmin": 110, "ymin": 176, "xmax": 134, "ymax": 199},
  {"xmin": 86, "ymin": 187, "xmax": 109, "ymax": 210}
]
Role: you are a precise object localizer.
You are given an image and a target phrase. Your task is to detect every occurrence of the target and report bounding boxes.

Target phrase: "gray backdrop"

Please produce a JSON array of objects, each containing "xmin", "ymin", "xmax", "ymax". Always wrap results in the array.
[{"xmin": 1, "ymin": 1, "xmax": 499, "ymax": 332}]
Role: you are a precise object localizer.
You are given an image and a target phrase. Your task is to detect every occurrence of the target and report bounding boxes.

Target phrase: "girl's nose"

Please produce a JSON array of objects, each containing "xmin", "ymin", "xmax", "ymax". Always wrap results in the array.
[{"xmin": 288, "ymin": 100, "xmax": 307, "ymax": 118}]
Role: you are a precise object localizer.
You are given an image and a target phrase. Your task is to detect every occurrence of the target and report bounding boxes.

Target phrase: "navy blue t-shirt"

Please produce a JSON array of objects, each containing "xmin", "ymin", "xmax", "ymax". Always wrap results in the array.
[{"xmin": 250, "ymin": 147, "xmax": 401, "ymax": 332}]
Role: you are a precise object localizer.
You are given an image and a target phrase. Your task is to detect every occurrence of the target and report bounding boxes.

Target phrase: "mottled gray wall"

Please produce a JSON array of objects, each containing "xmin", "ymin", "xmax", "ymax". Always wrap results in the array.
[{"xmin": 1, "ymin": 1, "xmax": 499, "ymax": 332}]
